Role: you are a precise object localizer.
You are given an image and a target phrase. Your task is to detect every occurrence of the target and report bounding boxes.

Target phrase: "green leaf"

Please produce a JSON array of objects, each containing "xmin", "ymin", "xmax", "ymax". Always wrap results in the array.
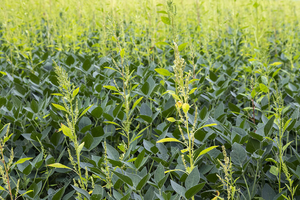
[
  {"xmin": 264, "ymin": 116, "xmax": 275, "ymax": 136},
  {"xmin": 189, "ymin": 88, "xmax": 197, "ymax": 95},
  {"xmin": 185, "ymin": 167, "xmax": 200, "ymax": 190},
  {"xmin": 51, "ymin": 93, "xmax": 63, "ymax": 97},
  {"xmin": 199, "ymin": 123, "xmax": 217, "ymax": 129},
  {"xmin": 135, "ymin": 149, "xmax": 145, "ymax": 169},
  {"xmin": 52, "ymin": 103, "xmax": 67, "ymax": 112},
  {"xmin": 112, "ymin": 171, "xmax": 133, "ymax": 186},
  {"xmin": 71, "ymin": 185, "xmax": 90, "ymax": 200},
  {"xmin": 185, "ymin": 183, "xmax": 206, "ymax": 199},
  {"xmin": 103, "ymin": 121, "xmax": 121, "ymax": 127},
  {"xmin": 14, "ymin": 157, "xmax": 33, "ymax": 165},
  {"xmin": 103, "ymin": 85, "xmax": 118, "ymax": 92},
  {"xmin": 196, "ymin": 146, "xmax": 218, "ymax": 160},
  {"xmin": 171, "ymin": 180, "xmax": 186, "ymax": 197},
  {"xmin": 283, "ymin": 118, "xmax": 292, "ymax": 133},
  {"xmin": 0, "ymin": 186, "xmax": 5, "ymax": 190},
  {"xmin": 155, "ymin": 41, "xmax": 170, "ymax": 46},
  {"xmin": 78, "ymin": 142, "xmax": 85, "ymax": 154},
  {"xmin": 272, "ymin": 68, "xmax": 281, "ymax": 77},
  {"xmin": 259, "ymin": 83, "xmax": 268, "ymax": 93},
  {"xmin": 82, "ymin": 59, "xmax": 92, "ymax": 71},
  {"xmin": 270, "ymin": 62, "xmax": 282, "ymax": 66},
  {"xmin": 47, "ymin": 163, "xmax": 71, "ymax": 170},
  {"xmin": 73, "ymin": 87, "xmax": 79, "ymax": 98},
  {"xmin": 161, "ymin": 16, "xmax": 171, "ymax": 25},
  {"xmin": 157, "ymin": 138, "xmax": 184, "ymax": 145},
  {"xmin": 167, "ymin": 117, "xmax": 176, "ymax": 122},
  {"xmin": 52, "ymin": 186, "xmax": 66, "ymax": 200},
  {"xmin": 178, "ymin": 43, "xmax": 188, "ymax": 51},
  {"xmin": 230, "ymin": 143, "xmax": 246, "ymax": 167},
  {"xmin": 182, "ymin": 103, "xmax": 190, "ymax": 114},
  {"xmin": 270, "ymin": 166, "xmax": 278, "ymax": 176},
  {"xmin": 79, "ymin": 105, "xmax": 93, "ymax": 118},
  {"xmin": 120, "ymin": 48, "xmax": 125, "ymax": 59},
  {"xmin": 31, "ymin": 100, "xmax": 39, "ymax": 113},
  {"xmin": 136, "ymin": 173, "xmax": 150, "ymax": 191},
  {"xmin": 60, "ymin": 123, "xmax": 74, "ymax": 140},
  {"xmin": 132, "ymin": 97, "xmax": 143, "ymax": 111},
  {"xmin": 155, "ymin": 68, "xmax": 171, "ymax": 76}
]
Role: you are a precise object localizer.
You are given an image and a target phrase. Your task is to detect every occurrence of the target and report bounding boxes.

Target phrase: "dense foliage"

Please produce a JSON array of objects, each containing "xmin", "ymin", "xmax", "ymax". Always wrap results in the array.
[{"xmin": 1, "ymin": 0, "xmax": 300, "ymax": 199}]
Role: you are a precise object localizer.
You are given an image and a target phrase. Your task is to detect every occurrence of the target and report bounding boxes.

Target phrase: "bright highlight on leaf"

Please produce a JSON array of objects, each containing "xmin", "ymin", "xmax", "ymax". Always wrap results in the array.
[
  {"xmin": 155, "ymin": 68, "xmax": 171, "ymax": 76},
  {"xmin": 182, "ymin": 103, "xmax": 190, "ymax": 114},
  {"xmin": 196, "ymin": 146, "xmax": 218, "ymax": 160},
  {"xmin": 60, "ymin": 123, "xmax": 74, "ymax": 140},
  {"xmin": 52, "ymin": 103, "xmax": 67, "ymax": 112},
  {"xmin": 167, "ymin": 117, "xmax": 176, "ymax": 122},
  {"xmin": 14, "ymin": 157, "xmax": 33, "ymax": 165},
  {"xmin": 157, "ymin": 138, "xmax": 184, "ymax": 144},
  {"xmin": 48, "ymin": 163, "xmax": 72, "ymax": 170}
]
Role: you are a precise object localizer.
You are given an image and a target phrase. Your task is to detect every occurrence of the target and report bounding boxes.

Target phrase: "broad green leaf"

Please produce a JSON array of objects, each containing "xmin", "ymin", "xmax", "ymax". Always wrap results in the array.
[
  {"xmin": 135, "ymin": 149, "xmax": 145, "ymax": 168},
  {"xmin": 103, "ymin": 85, "xmax": 118, "ymax": 92},
  {"xmin": 155, "ymin": 42, "xmax": 170, "ymax": 46},
  {"xmin": 161, "ymin": 16, "xmax": 171, "ymax": 25},
  {"xmin": 47, "ymin": 163, "xmax": 71, "ymax": 170},
  {"xmin": 136, "ymin": 174, "xmax": 150, "ymax": 191},
  {"xmin": 155, "ymin": 68, "xmax": 171, "ymax": 76},
  {"xmin": 52, "ymin": 186, "xmax": 66, "ymax": 200},
  {"xmin": 79, "ymin": 105, "xmax": 93, "ymax": 118},
  {"xmin": 14, "ymin": 157, "xmax": 33, "ymax": 165},
  {"xmin": 112, "ymin": 171, "xmax": 133, "ymax": 186},
  {"xmin": 0, "ymin": 186, "xmax": 4, "ymax": 190},
  {"xmin": 178, "ymin": 43, "xmax": 188, "ymax": 51},
  {"xmin": 171, "ymin": 180, "xmax": 186, "ymax": 197},
  {"xmin": 270, "ymin": 166, "xmax": 278, "ymax": 177},
  {"xmin": 264, "ymin": 116, "xmax": 275, "ymax": 136},
  {"xmin": 52, "ymin": 103, "xmax": 67, "ymax": 112},
  {"xmin": 196, "ymin": 146, "xmax": 218, "ymax": 160},
  {"xmin": 60, "ymin": 123, "xmax": 74, "ymax": 139},
  {"xmin": 72, "ymin": 87, "xmax": 79, "ymax": 98},
  {"xmin": 157, "ymin": 10, "xmax": 168, "ymax": 14},
  {"xmin": 230, "ymin": 143, "xmax": 246, "ymax": 167},
  {"xmin": 71, "ymin": 185, "xmax": 90, "ymax": 200},
  {"xmin": 185, "ymin": 183, "xmax": 206, "ymax": 199},
  {"xmin": 0, "ymin": 71, "xmax": 7, "ymax": 75},
  {"xmin": 259, "ymin": 83, "xmax": 268, "ymax": 93},
  {"xmin": 182, "ymin": 103, "xmax": 190, "ymax": 114},
  {"xmin": 185, "ymin": 167, "xmax": 200, "ymax": 189}
]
